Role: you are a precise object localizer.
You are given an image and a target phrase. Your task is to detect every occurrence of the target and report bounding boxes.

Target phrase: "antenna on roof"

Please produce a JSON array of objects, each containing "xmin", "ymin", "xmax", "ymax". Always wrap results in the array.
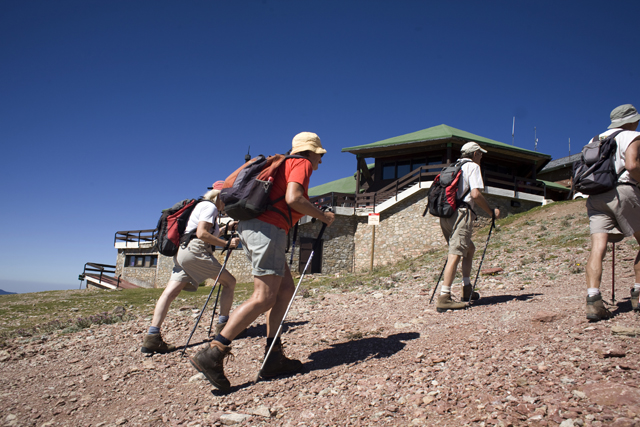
[
  {"xmin": 568, "ymin": 138, "xmax": 571, "ymax": 155},
  {"xmin": 512, "ymin": 117, "xmax": 515, "ymax": 145},
  {"xmin": 534, "ymin": 126, "xmax": 538, "ymax": 151},
  {"xmin": 245, "ymin": 146, "xmax": 251, "ymax": 163}
]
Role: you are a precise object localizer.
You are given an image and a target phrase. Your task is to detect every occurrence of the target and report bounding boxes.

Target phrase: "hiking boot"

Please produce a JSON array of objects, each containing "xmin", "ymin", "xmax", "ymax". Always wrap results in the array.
[
  {"xmin": 141, "ymin": 333, "xmax": 176, "ymax": 354},
  {"xmin": 631, "ymin": 288, "xmax": 640, "ymax": 312},
  {"xmin": 260, "ymin": 341, "xmax": 303, "ymax": 378},
  {"xmin": 436, "ymin": 293, "xmax": 468, "ymax": 313},
  {"xmin": 189, "ymin": 341, "xmax": 232, "ymax": 391},
  {"xmin": 586, "ymin": 294, "xmax": 613, "ymax": 321},
  {"xmin": 462, "ymin": 285, "xmax": 480, "ymax": 301}
]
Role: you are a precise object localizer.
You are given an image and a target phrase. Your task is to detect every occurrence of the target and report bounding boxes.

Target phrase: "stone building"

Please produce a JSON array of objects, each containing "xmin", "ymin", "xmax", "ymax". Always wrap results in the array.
[{"xmin": 112, "ymin": 124, "xmax": 569, "ymax": 288}]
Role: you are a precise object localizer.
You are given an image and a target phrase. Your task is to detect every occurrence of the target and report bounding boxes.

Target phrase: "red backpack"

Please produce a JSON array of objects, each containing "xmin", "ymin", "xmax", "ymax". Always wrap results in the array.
[{"xmin": 424, "ymin": 159, "xmax": 471, "ymax": 218}]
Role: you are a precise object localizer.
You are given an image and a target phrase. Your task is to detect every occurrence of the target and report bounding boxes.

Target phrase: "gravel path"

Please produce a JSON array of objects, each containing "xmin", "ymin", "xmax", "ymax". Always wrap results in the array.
[{"xmin": 1, "ymin": 201, "xmax": 639, "ymax": 427}]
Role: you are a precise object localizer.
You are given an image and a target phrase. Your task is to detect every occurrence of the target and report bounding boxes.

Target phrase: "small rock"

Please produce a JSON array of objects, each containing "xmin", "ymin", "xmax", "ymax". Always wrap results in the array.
[
  {"xmin": 220, "ymin": 413, "xmax": 251, "ymax": 425},
  {"xmin": 531, "ymin": 311, "xmax": 559, "ymax": 322},
  {"xmin": 559, "ymin": 420, "xmax": 575, "ymax": 427},
  {"xmin": 596, "ymin": 347, "xmax": 626, "ymax": 358},
  {"xmin": 572, "ymin": 390, "xmax": 587, "ymax": 399},
  {"xmin": 611, "ymin": 326, "xmax": 640, "ymax": 337},
  {"xmin": 0, "ymin": 350, "xmax": 10, "ymax": 362},
  {"xmin": 102, "ymin": 374, "xmax": 110, "ymax": 381},
  {"xmin": 249, "ymin": 405, "xmax": 271, "ymax": 417},
  {"xmin": 189, "ymin": 373, "xmax": 205, "ymax": 383},
  {"xmin": 115, "ymin": 418, "xmax": 127, "ymax": 425}
]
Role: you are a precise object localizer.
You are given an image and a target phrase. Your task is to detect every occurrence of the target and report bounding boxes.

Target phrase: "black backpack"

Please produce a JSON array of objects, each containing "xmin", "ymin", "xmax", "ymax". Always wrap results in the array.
[
  {"xmin": 424, "ymin": 159, "xmax": 471, "ymax": 218},
  {"xmin": 572, "ymin": 130, "xmax": 624, "ymax": 195},
  {"xmin": 155, "ymin": 199, "xmax": 212, "ymax": 257},
  {"xmin": 220, "ymin": 154, "xmax": 309, "ymax": 226}
]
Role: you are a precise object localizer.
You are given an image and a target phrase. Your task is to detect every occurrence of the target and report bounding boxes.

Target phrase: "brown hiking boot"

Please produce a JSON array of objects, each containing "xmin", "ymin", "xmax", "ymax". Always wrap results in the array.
[
  {"xmin": 260, "ymin": 341, "xmax": 303, "ymax": 378},
  {"xmin": 141, "ymin": 333, "xmax": 176, "ymax": 354},
  {"xmin": 586, "ymin": 294, "xmax": 612, "ymax": 321},
  {"xmin": 436, "ymin": 293, "xmax": 468, "ymax": 313},
  {"xmin": 631, "ymin": 288, "xmax": 640, "ymax": 312},
  {"xmin": 189, "ymin": 341, "xmax": 233, "ymax": 391},
  {"xmin": 462, "ymin": 285, "xmax": 480, "ymax": 301}
]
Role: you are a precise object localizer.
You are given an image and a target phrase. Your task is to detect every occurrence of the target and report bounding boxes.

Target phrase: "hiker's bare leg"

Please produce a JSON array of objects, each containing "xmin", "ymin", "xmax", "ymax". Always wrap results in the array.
[
  {"xmin": 586, "ymin": 233, "xmax": 609, "ymax": 289},
  {"xmin": 219, "ymin": 274, "xmax": 283, "ymax": 340},
  {"xmin": 218, "ymin": 270, "xmax": 237, "ymax": 317},
  {"xmin": 442, "ymin": 254, "xmax": 462, "ymax": 289},
  {"xmin": 151, "ymin": 280, "xmax": 189, "ymax": 328},
  {"xmin": 266, "ymin": 264, "xmax": 296, "ymax": 338},
  {"xmin": 461, "ymin": 241, "xmax": 476, "ymax": 278}
]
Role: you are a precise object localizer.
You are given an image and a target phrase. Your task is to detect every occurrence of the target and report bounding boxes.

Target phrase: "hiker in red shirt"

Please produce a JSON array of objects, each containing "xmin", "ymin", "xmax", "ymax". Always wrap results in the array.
[{"xmin": 190, "ymin": 132, "xmax": 335, "ymax": 391}]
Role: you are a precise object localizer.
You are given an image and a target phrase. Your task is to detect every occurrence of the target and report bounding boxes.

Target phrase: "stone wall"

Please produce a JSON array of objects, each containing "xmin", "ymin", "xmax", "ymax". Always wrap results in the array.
[{"xmin": 113, "ymin": 191, "xmax": 543, "ymax": 285}]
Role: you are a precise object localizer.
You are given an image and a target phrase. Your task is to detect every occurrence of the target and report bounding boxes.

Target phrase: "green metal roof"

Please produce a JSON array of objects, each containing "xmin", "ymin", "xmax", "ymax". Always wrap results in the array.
[
  {"xmin": 342, "ymin": 124, "xmax": 551, "ymax": 160},
  {"xmin": 538, "ymin": 179, "xmax": 570, "ymax": 192},
  {"xmin": 309, "ymin": 175, "xmax": 358, "ymax": 197},
  {"xmin": 308, "ymin": 163, "xmax": 374, "ymax": 197}
]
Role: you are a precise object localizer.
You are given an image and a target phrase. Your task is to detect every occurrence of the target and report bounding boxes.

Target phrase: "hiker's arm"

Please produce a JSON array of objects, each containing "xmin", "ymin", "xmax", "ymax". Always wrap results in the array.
[
  {"xmin": 285, "ymin": 182, "xmax": 335, "ymax": 226},
  {"xmin": 196, "ymin": 221, "xmax": 239, "ymax": 248},
  {"xmin": 470, "ymin": 188, "xmax": 500, "ymax": 219},
  {"xmin": 625, "ymin": 138, "xmax": 640, "ymax": 183}
]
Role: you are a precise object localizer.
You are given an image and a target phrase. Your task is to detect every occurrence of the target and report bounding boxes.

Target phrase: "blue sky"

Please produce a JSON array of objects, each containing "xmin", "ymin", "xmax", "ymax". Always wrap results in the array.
[{"xmin": 1, "ymin": 1, "xmax": 639, "ymax": 293}]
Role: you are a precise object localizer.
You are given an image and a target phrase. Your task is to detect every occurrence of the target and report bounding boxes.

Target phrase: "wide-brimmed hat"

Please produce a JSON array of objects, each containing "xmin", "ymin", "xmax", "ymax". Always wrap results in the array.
[
  {"xmin": 460, "ymin": 141, "xmax": 487, "ymax": 155},
  {"xmin": 291, "ymin": 132, "xmax": 327, "ymax": 155},
  {"xmin": 608, "ymin": 104, "xmax": 640, "ymax": 129}
]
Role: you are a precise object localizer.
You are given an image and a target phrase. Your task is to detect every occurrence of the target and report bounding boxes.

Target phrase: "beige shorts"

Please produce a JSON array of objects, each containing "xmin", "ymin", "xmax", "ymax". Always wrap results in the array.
[
  {"xmin": 440, "ymin": 207, "xmax": 475, "ymax": 257},
  {"xmin": 587, "ymin": 184, "xmax": 640, "ymax": 239},
  {"xmin": 238, "ymin": 218, "xmax": 287, "ymax": 277},
  {"xmin": 170, "ymin": 239, "xmax": 222, "ymax": 292}
]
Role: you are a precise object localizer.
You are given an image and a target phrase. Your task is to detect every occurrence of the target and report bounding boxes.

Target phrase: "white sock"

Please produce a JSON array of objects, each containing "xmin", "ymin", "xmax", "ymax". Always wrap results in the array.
[
  {"xmin": 634, "ymin": 283, "xmax": 640, "ymax": 291},
  {"xmin": 587, "ymin": 288, "xmax": 600, "ymax": 297},
  {"xmin": 440, "ymin": 285, "xmax": 451, "ymax": 295},
  {"xmin": 463, "ymin": 277, "xmax": 471, "ymax": 286}
]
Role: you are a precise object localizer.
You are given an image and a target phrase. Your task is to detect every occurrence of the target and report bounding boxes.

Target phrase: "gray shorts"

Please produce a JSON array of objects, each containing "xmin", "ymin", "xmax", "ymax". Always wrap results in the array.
[
  {"xmin": 587, "ymin": 184, "xmax": 640, "ymax": 239},
  {"xmin": 170, "ymin": 239, "xmax": 222, "ymax": 292},
  {"xmin": 238, "ymin": 218, "xmax": 287, "ymax": 277},
  {"xmin": 440, "ymin": 207, "xmax": 475, "ymax": 257}
]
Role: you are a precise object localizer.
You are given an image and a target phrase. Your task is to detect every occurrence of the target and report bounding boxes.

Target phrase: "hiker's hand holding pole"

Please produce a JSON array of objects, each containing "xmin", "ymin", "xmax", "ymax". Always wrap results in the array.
[{"xmin": 285, "ymin": 181, "xmax": 335, "ymax": 227}]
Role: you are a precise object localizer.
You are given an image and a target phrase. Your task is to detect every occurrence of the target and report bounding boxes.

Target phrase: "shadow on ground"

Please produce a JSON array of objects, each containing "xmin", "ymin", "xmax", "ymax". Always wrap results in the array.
[
  {"xmin": 305, "ymin": 332, "xmax": 420, "ymax": 372},
  {"xmin": 470, "ymin": 293, "xmax": 541, "ymax": 307}
]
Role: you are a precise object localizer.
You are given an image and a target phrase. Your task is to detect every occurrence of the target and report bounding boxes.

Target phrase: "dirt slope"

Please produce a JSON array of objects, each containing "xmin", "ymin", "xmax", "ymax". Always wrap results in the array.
[{"xmin": 1, "ymin": 199, "xmax": 640, "ymax": 427}]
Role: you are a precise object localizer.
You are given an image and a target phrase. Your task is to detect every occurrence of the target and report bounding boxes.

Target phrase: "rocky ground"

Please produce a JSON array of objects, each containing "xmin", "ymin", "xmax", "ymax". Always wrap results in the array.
[{"xmin": 1, "ymin": 200, "xmax": 640, "ymax": 427}]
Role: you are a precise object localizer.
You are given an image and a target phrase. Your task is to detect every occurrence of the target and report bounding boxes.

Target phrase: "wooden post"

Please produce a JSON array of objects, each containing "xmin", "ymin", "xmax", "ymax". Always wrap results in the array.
[{"xmin": 370, "ymin": 224, "xmax": 375, "ymax": 271}]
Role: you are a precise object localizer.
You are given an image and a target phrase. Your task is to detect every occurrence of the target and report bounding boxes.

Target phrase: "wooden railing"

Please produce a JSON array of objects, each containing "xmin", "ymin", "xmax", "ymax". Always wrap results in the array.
[
  {"xmin": 354, "ymin": 163, "xmax": 548, "ymax": 209},
  {"xmin": 355, "ymin": 164, "xmax": 445, "ymax": 207},
  {"xmin": 309, "ymin": 192, "xmax": 357, "ymax": 210},
  {"xmin": 114, "ymin": 229, "xmax": 157, "ymax": 247},
  {"xmin": 78, "ymin": 263, "xmax": 120, "ymax": 289}
]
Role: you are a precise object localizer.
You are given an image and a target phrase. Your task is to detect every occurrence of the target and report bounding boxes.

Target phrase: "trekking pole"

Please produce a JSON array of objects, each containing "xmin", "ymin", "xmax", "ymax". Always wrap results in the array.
[
  {"xmin": 611, "ymin": 242, "xmax": 615, "ymax": 304},
  {"xmin": 429, "ymin": 257, "xmax": 448, "ymax": 304},
  {"xmin": 255, "ymin": 212, "xmax": 330, "ymax": 383},
  {"xmin": 467, "ymin": 217, "xmax": 496, "ymax": 304},
  {"xmin": 181, "ymin": 236, "xmax": 235, "ymax": 357}
]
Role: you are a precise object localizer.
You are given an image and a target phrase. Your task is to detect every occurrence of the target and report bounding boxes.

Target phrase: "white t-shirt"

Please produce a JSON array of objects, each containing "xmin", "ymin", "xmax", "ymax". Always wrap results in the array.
[
  {"xmin": 185, "ymin": 201, "xmax": 220, "ymax": 237},
  {"xmin": 456, "ymin": 159, "xmax": 484, "ymax": 208},
  {"xmin": 596, "ymin": 129, "xmax": 640, "ymax": 185}
]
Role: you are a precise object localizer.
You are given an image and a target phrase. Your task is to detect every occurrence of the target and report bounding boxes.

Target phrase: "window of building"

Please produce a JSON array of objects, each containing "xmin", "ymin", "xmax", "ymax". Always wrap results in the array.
[
  {"xmin": 382, "ymin": 162, "xmax": 395, "ymax": 180},
  {"xmin": 396, "ymin": 160, "xmax": 411, "ymax": 178},
  {"xmin": 125, "ymin": 255, "xmax": 158, "ymax": 268}
]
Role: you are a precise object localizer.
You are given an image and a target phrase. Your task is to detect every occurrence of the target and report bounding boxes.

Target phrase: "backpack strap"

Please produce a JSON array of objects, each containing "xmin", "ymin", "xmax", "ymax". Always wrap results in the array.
[{"xmin": 266, "ymin": 154, "xmax": 312, "ymax": 228}]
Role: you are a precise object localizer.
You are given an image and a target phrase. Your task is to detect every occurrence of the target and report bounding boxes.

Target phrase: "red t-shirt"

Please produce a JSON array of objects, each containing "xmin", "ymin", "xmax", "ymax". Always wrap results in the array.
[{"xmin": 257, "ymin": 158, "xmax": 312, "ymax": 232}]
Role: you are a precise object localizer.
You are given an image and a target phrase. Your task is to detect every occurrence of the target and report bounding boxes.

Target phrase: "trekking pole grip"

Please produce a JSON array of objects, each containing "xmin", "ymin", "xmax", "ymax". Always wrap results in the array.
[{"xmin": 221, "ymin": 232, "xmax": 236, "ymax": 254}]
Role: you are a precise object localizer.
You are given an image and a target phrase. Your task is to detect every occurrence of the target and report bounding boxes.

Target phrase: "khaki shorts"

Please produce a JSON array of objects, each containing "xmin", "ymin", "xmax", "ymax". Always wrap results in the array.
[
  {"xmin": 587, "ymin": 184, "xmax": 640, "ymax": 239},
  {"xmin": 238, "ymin": 218, "xmax": 287, "ymax": 277},
  {"xmin": 440, "ymin": 207, "xmax": 475, "ymax": 257},
  {"xmin": 170, "ymin": 239, "xmax": 222, "ymax": 292}
]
